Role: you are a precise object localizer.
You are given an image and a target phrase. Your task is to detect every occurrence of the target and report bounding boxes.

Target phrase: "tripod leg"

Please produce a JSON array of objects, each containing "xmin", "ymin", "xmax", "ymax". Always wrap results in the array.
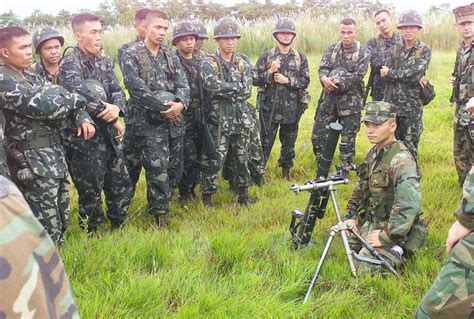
[
  {"xmin": 338, "ymin": 222, "xmax": 357, "ymax": 276},
  {"xmin": 303, "ymin": 229, "xmax": 336, "ymax": 304}
]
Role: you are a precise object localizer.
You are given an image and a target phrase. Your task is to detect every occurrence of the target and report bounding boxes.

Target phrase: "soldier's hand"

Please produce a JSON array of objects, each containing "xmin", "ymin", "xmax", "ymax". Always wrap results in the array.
[
  {"xmin": 321, "ymin": 76, "xmax": 338, "ymax": 92},
  {"xmin": 446, "ymin": 220, "xmax": 471, "ymax": 254},
  {"xmin": 449, "ymin": 76, "xmax": 456, "ymax": 85},
  {"xmin": 344, "ymin": 219, "xmax": 358, "ymax": 237},
  {"xmin": 466, "ymin": 97, "xmax": 474, "ymax": 113},
  {"xmin": 268, "ymin": 59, "xmax": 281, "ymax": 74},
  {"xmin": 380, "ymin": 66, "xmax": 389, "ymax": 78},
  {"xmin": 98, "ymin": 101, "xmax": 121, "ymax": 123},
  {"xmin": 419, "ymin": 76, "xmax": 428, "ymax": 88},
  {"xmin": 274, "ymin": 73, "xmax": 289, "ymax": 85},
  {"xmin": 161, "ymin": 101, "xmax": 184, "ymax": 125},
  {"xmin": 76, "ymin": 122, "xmax": 96, "ymax": 140},
  {"xmin": 365, "ymin": 230, "xmax": 382, "ymax": 247},
  {"xmin": 111, "ymin": 121, "xmax": 125, "ymax": 142}
]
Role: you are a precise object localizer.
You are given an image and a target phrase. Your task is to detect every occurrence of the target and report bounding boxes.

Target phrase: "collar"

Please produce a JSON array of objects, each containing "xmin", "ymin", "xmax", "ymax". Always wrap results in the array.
[
  {"xmin": 274, "ymin": 46, "xmax": 295, "ymax": 56},
  {"xmin": 74, "ymin": 45, "xmax": 100, "ymax": 64},
  {"xmin": 337, "ymin": 41, "xmax": 358, "ymax": 53}
]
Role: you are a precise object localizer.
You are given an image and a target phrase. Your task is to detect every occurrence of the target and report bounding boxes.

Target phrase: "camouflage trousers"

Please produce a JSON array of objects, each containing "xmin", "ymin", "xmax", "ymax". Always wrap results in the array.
[
  {"xmin": 14, "ymin": 174, "xmax": 69, "ymax": 245},
  {"xmin": 415, "ymin": 233, "xmax": 474, "ymax": 318},
  {"xmin": 124, "ymin": 125, "xmax": 184, "ymax": 215},
  {"xmin": 396, "ymin": 110, "xmax": 423, "ymax": 160},
  {"xmin": 65, "ymin": 135, "xmax": 132, "ymax": 230},
  {"xmin": 201, "ymin": 126, "xmax": 251, "ymax": 195},
  {"xmin": 263, "ymin": 122, "xmax": 299, "ymax": 169},
  {"xmin": 312, "ymin": 103, "xmax": 361, "ymax": 164},
  {"xmin": 453, "ymin": 122, "xmax": 473, "ymax": 187}
]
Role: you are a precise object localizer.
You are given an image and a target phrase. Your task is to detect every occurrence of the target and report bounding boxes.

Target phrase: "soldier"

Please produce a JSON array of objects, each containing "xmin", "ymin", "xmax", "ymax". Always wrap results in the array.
[
  {"xmin": 253, "ymin": 17, "xmax": 310, "ymax": 180},
  {"xmin": 121, "ymin": 10, "xmax": 190, "ymax": 226},
  {"xmin": 0, "ymin": 26, "xmax": 94, "ymax": 244},
  {"xmin": 193, "ymin": 21, "xmax": 208, "ymax": 56},
  {"xmin": 365, "ymin": 9, "xmax": 403, "ymax": 102},
  {"xmin": 200, "ymin": 18, "xmax": 253, "ymax": 206},
  {"xmin": 31, "ymin": 26, "xmax": 64, "ymax": 84},
  {"xmin": 381, "ymin": 10, "xmax": 432, "ymax": 160},
  {"xmin": 451, "ymin": 3, "xmax": 474, "ymax": 187},
  {"xmin": 0, "ymin": 175, "xmax": 78, "ymax": 317},
  {"xmin": 343, "ymin": 101, "xmax": 425, "ymax": 273},
  {"xmin": 312, "ymin": 18, "xmax": 369, "ymax": 169},
  {"xmin": 59, "ymin": 13, "xmax": 132, "ymax": 233}
]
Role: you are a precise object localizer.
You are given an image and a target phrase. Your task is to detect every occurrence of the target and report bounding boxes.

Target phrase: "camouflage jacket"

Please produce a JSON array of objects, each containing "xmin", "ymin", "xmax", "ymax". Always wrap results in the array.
[
  {"xmin": 253, "ymin": 47, "xmax": 310, "ymax": 124},
  {"xmin": 383, "ymin": 39, "xmax": 432, "ymax": 116},
  {"xmin": 0, "ymin": 175, "xmax": 79, "ymax": 318},
  {"xmin": 0, "ymin": 112, "xmax": 8, "ymax": 177},
  {"xmin": 344, "ymin": 140, "xmax": 421, "ymax": 247},
  {"xmin": 0, "ymin": 65, "xmax": 88, "ymax": 178},
  {"xmin": 452, "ymin": 40, "xmax": 474, "ymax": 126},
  {"xmin": 176, "ymin": 50, "xmax": 201, "ymax": 109},
  {"xmin": 200, "ymin": 50, "xmax": 253, "ymax": 134},
  {"xmin": 31, "ymin": 60, "xmax": 59, "ymax": 84},
  {"xmin": 319, "ymin": 41, "xmax": 370, "ymax": 114},
  {"xmin": 121, "ymin": 41, "xmax": 190, "ymax": 137},
  {"xmin": 118, "ymin": 37, "xmax": 140, "ymax": 72},
  {"xmin": 59, "ymin": 45, "xmax": 125, "ymax": 150},
  {"xmin": 456, "ymin": 165, "xmax": 474, "ymax": 231},
  {"xmin": 366, "ymin": 32, "xmax": 403, "ymax": 100}
]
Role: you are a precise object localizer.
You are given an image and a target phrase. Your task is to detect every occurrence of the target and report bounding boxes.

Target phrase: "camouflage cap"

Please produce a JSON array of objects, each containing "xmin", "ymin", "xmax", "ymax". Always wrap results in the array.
[
  {"xmin": 453, "ymin": 3, "xmax": 474, "ymax": 24},
  {"xmin": 273, "ymin": 17, "xmax": 296, "ymax": 37},
  {"xmin": 147, "ymin": 91, "xmax": 176, "ymax": 122},
  {"xmin": 214, "ymin": 18, "xmax": 240, "ymax": 39},
  {"xmin": 397, "ymin": 10, "xmax": 423, "ymax": 29},
  {"xmin": 83, "ymin": 79, "xmax": 107, "ymax": 101},
  {"xmin": 172, "ymin": 21, "xmax": 198, "ymax": 45},
  {"xmin": 362, "ymin": 101, "xmax": 397, "ymax": 124},
  {"xmin": 193, "ymin": 21, "xmax": 208, "ymax": 39},
  {"xmin": 32, "ymin": 26, "xmax": 64, "ymax": 53},
  {"xmin": 155, "ymin": 91, "xmax": 176, "ymax": 106}
]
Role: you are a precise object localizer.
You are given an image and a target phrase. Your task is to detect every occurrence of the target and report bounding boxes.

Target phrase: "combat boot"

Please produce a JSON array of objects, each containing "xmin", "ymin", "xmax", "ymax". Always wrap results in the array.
[
  {"xmin": 202, "ymin": 193, "xmax": 213, "ymax": 207},
  {"xmin": 154, "ymin": 214, "xmax": 168, "ymax": 229},
  {"xmin": 237, "ymin": 187, "xmax": 252, "ymax": 206},
  {"xmin": 282, "ymin": 167, "xmax": 290, "ymax": 181},
  {"xmin": 253, "ymin": 173, "xmax": 265, "ymax": 187}
]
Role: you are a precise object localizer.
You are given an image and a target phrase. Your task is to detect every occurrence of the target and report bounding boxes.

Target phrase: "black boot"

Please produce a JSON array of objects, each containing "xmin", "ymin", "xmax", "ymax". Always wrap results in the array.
[
  {"xmin": 202, "ymin": 193, "xmax": 213, "ymax": 207},
  {"xmin": 237, "ymin": 187, "xmax": 251, "ymax": 206},
  {"xmin": 282, "ymin": 167, "xmax": 290, "ymax": 181},
  {"xmin": 253, "ymin": 173, "xmax": 265, "ymax": 187},
  {"xmin": 154, "ymin": 214, "xmax": 168, "ymax": 229}
]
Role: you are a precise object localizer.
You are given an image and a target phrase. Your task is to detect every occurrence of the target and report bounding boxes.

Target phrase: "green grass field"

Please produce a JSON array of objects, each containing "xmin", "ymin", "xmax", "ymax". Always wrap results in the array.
[{"xmin": 60, "ymin": 51, "xmax": 462, "ymax": 318}]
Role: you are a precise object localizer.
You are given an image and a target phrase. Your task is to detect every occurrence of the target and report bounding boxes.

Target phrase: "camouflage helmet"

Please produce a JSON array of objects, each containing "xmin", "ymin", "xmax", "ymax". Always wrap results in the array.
[
  {"xmin": 32, "ymin": 27, "xmax": 64, "ymax": 53},
  {"xmin": 213, "ymin": 18, "xmax": 240, "ymax": 39},
  {"xmin": 172, "ymin": 21, "xmax": 198, "ymax": 45},
  {"xmin": 147, "ymin": 91, "xmax": 177, "ymax": 122},
  {"xmin": 193, "ymin": 21, "xmax": 208, "ymax": 39},
  {"xmin": 273, "ymin": 17, "xmax": 296, "ymax": 38},
  {"xmin": 362, "ymin": 101, "xmax": 397, "ymax": 124},
  {"xmin": 329, "ymin": 67, "xmax": 348, "ymax": 94},
  {"xmin": 397, "ymin": 10, "xmax": 423, "ymax": 29},
  {"xmin": 82, "ymin": 79, "xmax": 107, "ymax": 101}
]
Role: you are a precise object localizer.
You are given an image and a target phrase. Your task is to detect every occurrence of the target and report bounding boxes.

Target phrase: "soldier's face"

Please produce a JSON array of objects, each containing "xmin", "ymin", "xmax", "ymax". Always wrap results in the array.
[
  {"xmin": 74, "ymin": 20, "xmax": 103, "ymax": 56},
  {"xmin": 39, "ymin": 38, "xmax": 62, "ymax": 66},
  {"xmin": 375, "ymin": 12, "xmax": 393, "ymax": 36},
  {"xmin": 0, "ymin": 35, "xmax": 33, "ymax": 70},
  {"xmin": 456, "ymin": 21, "xmax": 473, "ymax": 40},
  {"xmin": 216, "ymin": 37, "xmax": 238, "ymax": 54},
  {"xmin": 134, "ymin": 20, "xmax": 147, "ymax": 41},
  {"xmin": 338, "ymin": 24, "xmax": 357, "ymax": 48},
  {"xmin": 146, "ymin": 18, "xmax": 169, "ymax": 46},
  {"xmin": 176, "ymin": 36, "xmax": 196, "ymax": 55},
  {"xmin": 400, "ymin": 26, "xmax": 420, "ymax": 42},
  {"xmin": 275, "ymin": 32, "xmax": 295, "ymax": 45},
  {"xmin": 364, "ymin": 119, "xmax": 397, "ymax": 148}
]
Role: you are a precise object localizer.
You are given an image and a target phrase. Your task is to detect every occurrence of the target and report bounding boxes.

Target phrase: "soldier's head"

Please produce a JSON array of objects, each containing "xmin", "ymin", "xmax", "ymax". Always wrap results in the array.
[
  {"xmin": 134, "ymin": 8, "xmax": 151, "ymax": 41},
  {"xmin": 363, "ymin": 101, "xmax": 397, "ymax": 148},
  {"xmin": 0, "ymin": 26, "xmax": 32, "ymax": 71},
  {"xmin": 172, "ymin": 21, "xmax": 198, "ymax": 56},
  {"xmin": 213, "ymin": 18, "xmax": 240, "ymax": 55},
  {"xmin": 453, "ymin": 4, "xmax": 474, "ymax": 41},
  {"xmin": 72, "ymin": 13, "xmax": 102, "ymax": 57},
  {"xmin": 32, "ymin": 27, "xmax": 64, "ymax": 67},
  {"xmin": 373, "ymin": 9, "xmax": 393, "ymax": 38},
  {"xmin": 144, "ymin": 10, "xmax": 169, "ymax": 47},
  {"xmin": 339, "ymin": 18, "xmax": 357, "ymax": 48},
  {"xmin": 397, "ymin": 10, "xmax": 423, "ymax": 43},
  {"xmin": 193, "ymin": 21, "xmax": 208, "ymax": 52},
  {"xmin": 273, "ymin": 17, "xmax": 296, "ymax": 47}
]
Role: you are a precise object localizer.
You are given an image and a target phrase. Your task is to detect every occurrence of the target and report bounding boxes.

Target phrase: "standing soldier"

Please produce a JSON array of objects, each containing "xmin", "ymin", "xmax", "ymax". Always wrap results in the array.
[
  {"xmin": 312, "ymin": 18, "xmax": 369, "ymax": 169},
  {"xmin": 59, "ymin": 13, "xmax": 132, "ymax": 233},
  {"xmin": 254, "ymin": 17, "xmax": 310, "ymax": 180},
  {"xmin": 365, "ymin": 9, "xmax": 403, "ymax": 102},
  {"xmin": 31, "ymin": 27, "xmax": 64, "ymax": 84},
  {"xmin": 200, "ymin": 18, "xmax": 253, "ymax": 206},
  {"xmin": 451, "ymin": 3, "xmax": 474, "ymax": 187},
  {"xmin": 121, "ymin": 10, "xmax": 189, "ymax": 226},
  {"xmin": 193, "ymin": 21, "xmax": 208, "ymax": 57},
  {"xmin": 0, "ymin": 26, "xmax": 94, "ymax": 244},
  {"xmin": 381, "ymin": 10, "xmax": 432, "ymax": 160}
]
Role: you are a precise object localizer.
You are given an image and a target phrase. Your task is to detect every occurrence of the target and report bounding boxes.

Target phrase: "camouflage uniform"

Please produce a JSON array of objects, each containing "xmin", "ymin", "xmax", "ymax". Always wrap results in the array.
[
  {"xmin": 383, "ymin": 11, "xmax": 432, "ymax": 160},
  {"xmin": 312, "ymin": 41, "xmax": 370, "ymax": 165},
  {"xmin": 0, "ymin": 64, "xmax": 88, "ymax": 244},
  {"xmin": 0, "ymin": 175, "xmax": 78, "ymax": 318},
  {"xmin": 59, "ymin": 46, "xmax": 132, "ymax": 231},
  {"xmin": 30, "ymin": 26, "xmax": 64, "ymax": 85},
  {"xmin": 31, "ymin": 60, "xmax": 59, "ymax": 84},
  {"xmin": 344, "ymin": 101, "xmax": 422, "ymax": 273},
  {"xmin": 0, "ymin": 112, "xmax": 8, "ymax": 177},
  {"xmin": 416, "ymin": 165, "xmax": 474, "ymax": 318},
  {"xmin": 120, "ymin": 40, "xmax": 189, "ymax": 217},
  {"xmin": 118, "ymin": 37, "xmax": 140, "ymax": 73},
  {"xmin": 366, "ymin": 32, "xmax": 403, "ymax": 101}
]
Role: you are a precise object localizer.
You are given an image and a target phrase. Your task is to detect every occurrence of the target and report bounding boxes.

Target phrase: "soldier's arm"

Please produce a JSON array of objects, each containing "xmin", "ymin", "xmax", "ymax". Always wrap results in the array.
[
  {"xmin": 385, "ymin": 45, "xmax": 432, "ymax": 81},
  {"xmin": 378, "ymin": 153, "xmax": 421, "ymax": 246},
  {"xmin": 234, "ymin": 55, "xmax": 252, "ymax": 101},
  {"xmin": 103, "ymin": 57, "xmax": 126, "ymax": 114},
  {"xmin": 287, "ymin": 52, "xmax": 310, "ymax": 90},
  {"xmin": 343, "ymin": 46, "xmax": 370, "ymax": 86},
  {"xmin": 344, "ymin": 158, "xmax": 370, "ymax": 219},
  {"xmin": 171, "ymin": 54, "xmax": 190, "ymax": 108},
  {"xmin": 455, "ymin": 166, "xmax": 474, "ymax": 230},
  {"xmin": 253, "ymin": 52, "xmax": 274, "ymax": 86},
  {"xmin": 366, "ymin": 38, "xmax": 382, "ymax": 68},
  {"xmin": 318, "ymin": 45, "xmax": 334, "ymax": 80},
  {"xmin": 200, "ymin": 58, "xmax": 241, "ymax": 99}
]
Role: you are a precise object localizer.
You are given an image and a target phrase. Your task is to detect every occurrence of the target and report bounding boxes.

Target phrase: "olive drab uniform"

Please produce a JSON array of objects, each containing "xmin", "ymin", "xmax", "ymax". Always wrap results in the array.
[
  {"xmin": 365, "ymin": 32, "xmax": 403, "ymax": 101},
  {"xmin": 0, "ymin": 64, "xmax": 89, "ymax": 244},
  {"xmin": 59, "ymin": 46, "xmax": 132, "ymax": 231},
  {"xmin": 120, "ymin": 40, "xmax": 190, "ymax": 217},
  {"xmin": 0, "ymin": 175, "xmax": 78, "ymax": 318},
  {"xmin": 312, "ymin": 40, "xmax": 370, "ymax": 166}
]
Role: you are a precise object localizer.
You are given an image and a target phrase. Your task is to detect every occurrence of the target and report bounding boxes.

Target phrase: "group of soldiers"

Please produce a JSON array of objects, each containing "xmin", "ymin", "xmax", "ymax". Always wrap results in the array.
[{"xmin": 0, "ymin": 3, "xmax": 473, "ymax": 318}]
